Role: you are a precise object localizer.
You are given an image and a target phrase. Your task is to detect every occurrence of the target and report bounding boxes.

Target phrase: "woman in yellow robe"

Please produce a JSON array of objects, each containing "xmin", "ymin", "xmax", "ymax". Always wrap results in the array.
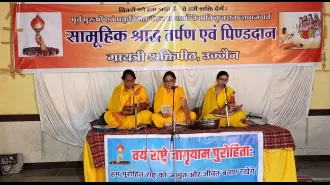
[
  {"xmin": 151, "ymin": 71, "xmax": 196, "ymax": 128},
  {"xmin": 104, "ymin": 69, "xmax": 152, "ymax": 129},
  {"xmin": 200, "ymin": 71, "xmax": 247, "ymax": 127}
]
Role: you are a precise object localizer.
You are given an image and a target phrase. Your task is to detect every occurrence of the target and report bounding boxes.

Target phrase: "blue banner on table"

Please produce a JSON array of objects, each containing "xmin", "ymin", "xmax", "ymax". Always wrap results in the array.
[{"xmin": 104, "ymin": 132, "xmax": 264, "ymax": 182}]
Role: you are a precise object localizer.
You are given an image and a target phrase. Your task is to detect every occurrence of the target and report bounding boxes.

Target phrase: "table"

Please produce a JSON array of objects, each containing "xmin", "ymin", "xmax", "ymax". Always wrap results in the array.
[{"xmin": 84, "ymin": 121, "xmax": 297, "ymax": 182}]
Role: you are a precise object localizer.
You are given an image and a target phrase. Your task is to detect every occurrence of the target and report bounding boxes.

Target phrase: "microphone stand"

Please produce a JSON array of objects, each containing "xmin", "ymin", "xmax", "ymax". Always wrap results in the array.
[
  {"xmin": 134, "ymin": 86, "xmax": 138, "ymax": 130},
  {"xmin": 170, "ymin": 86, "xmax": 178, "ymax": 182},
  {"xmin": 224, "ymin": 85, "xmax": 230, "ymax": 128},
  {"xmin": 130, "ymin": 85, "xmax": 140, "ymax": 132}
]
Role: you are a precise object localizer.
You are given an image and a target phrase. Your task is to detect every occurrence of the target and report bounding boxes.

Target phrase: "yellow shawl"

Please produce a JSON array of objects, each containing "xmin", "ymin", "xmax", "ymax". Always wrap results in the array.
[
  {"xmin": 107, "ymin": 83, "xmax": 149, "ymax": 112},
  {"xmin": 200, "ymin": 86, "xmax": 234, "ymax": 119},
  {"xmin": 153, "ymin": 86, "xmax": 186, "ymax": 114}
]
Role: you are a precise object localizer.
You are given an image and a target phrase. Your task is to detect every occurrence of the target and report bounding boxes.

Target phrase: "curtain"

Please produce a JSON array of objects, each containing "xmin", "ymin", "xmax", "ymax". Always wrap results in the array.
[{"xmin": 34, "ymin": 66, "xmax": 315, "ymax": 147}]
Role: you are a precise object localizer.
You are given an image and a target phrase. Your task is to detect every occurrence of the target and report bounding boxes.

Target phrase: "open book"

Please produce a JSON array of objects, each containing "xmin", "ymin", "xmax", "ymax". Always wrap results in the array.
[
  {"xmin": 161, "ymin": 105, "xmax": 172, "ymax": 115},
  {"xmin": 229, "ymin": 104, "xmax": 243, "ymax": 113},
  {"xmin": 213, "ymin": 104, "xmax": 243, "ymax": 117}
]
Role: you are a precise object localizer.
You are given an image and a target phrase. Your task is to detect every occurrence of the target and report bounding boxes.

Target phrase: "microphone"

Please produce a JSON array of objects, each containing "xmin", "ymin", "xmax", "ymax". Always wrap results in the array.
[
  {"xmin": 223, "ymin": 83, "xmax": 230, "ymax": 127},
  {"xmin": 171, "ymin": 86, "xmax": 178, "ymax": 90}
]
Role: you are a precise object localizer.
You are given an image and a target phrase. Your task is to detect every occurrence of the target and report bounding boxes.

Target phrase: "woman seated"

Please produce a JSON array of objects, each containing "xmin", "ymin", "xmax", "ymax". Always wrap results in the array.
[
  {"xmin": 103, "ymin": 69, "xmax": 152, "ymax": 129},
  {"xmin": 151, "ymin": 71, "xmax": 196, "ymax": 128},
  {"xmin": 280, "ymin": 33, "xmax": 304, "ymax": 49},
  {"xmin": 200, "ymin": 71, "xmax": 247, "ymax": 127}
]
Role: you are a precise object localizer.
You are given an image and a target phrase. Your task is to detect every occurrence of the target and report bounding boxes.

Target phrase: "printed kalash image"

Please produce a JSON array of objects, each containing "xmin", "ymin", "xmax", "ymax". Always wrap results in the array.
[
  {"xmin": 16, "ymin": 12, "xmax": 64, "ymax": 57},
  {"xmin": 23, "ymin": 14, "xmax": 59, "ymax": 56},
  {"xmin": 279, "ymin": 12, "xmax": 321, "ymax": 50},
  {"xmin": 109, "ymin": 144, "xmax": 130, "ymax": 165}
]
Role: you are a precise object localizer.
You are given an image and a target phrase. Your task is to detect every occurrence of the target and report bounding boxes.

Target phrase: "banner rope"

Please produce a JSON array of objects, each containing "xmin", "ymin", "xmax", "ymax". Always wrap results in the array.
[
  {"xmin": 0, "ymin": 2, "xmax": 25, "ymax": 79},
  {"xmin": 321, "ymin": 3, "xmax": 328, "ymax": 71}
]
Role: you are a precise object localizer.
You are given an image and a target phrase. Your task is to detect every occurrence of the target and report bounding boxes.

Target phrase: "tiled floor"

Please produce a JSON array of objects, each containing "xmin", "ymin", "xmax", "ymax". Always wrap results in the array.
[
  {"xmin": 0, "ymin": 161, "xmax": 329, "ymax": 182},
  {"xmin": 0, "ymin": 168, "xmax": 84, "ymax": 182},
  {"xmin": 296, "ymin": 161, "xmax": 330, "ymax": 182}
]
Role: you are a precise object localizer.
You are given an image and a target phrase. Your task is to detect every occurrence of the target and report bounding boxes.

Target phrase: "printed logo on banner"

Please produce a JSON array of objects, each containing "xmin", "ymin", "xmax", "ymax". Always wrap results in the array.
[
  {"xmin": 109, "ymin": 144, "xmax": 131, "ymax": 165},
  {"xmin": 16, "ymin": 12, "xmax": 63, "ymax": 57}
]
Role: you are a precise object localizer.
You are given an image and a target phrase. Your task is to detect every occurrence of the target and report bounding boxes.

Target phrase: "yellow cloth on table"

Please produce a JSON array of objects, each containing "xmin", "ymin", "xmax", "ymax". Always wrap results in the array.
[
  {"xmin": 263, "ymin": 148, "xmax": 297, "ymax": 182},
  {"xmin": 200, "ymin": 86, "xmax": 246, "ymax": 127},
  {"xmin": 104, "ymin": 83, "xmax": 152, "ymax": 129},
  {"xmin": 151, "ymin": 86, "xmax": 196, "ymax": 128},
  {"xmin": 83, "ymin": 139, "xmax": 297, "ymax": 182},
  {"xmin": 83, "ymin": 140, "xmax": 105, "ymax": 182}
]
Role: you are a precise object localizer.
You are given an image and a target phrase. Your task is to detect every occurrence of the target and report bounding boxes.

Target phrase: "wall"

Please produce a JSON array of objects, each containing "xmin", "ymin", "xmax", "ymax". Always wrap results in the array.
[
  {"xmin": 0, "ymin": 3, "xmax": 38, "ymax": 114},
  {"xmin": 0, "ymin": 121, "xmax": 83, "ymax": 163},
  {"xmin": 290, "ymin": 3, "xmax": 330, "ymax": 156},
  {"xmin": 0, "ymin": 2, "xmax": 330, "ymax": 163}
]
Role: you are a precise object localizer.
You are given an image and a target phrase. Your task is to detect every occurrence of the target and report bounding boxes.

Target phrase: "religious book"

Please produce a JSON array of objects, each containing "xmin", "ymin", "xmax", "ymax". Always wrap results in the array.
[
  {"xmin": 229, "ymin": 104, "xmax": 243, "ymax": 113},
  {"xmin": 161, "ymin": 105, "xmax": 172, "ymax": 115},
  {"xmin": 213, "ymin": 104, "xmax": 243, "ymax": 117}
]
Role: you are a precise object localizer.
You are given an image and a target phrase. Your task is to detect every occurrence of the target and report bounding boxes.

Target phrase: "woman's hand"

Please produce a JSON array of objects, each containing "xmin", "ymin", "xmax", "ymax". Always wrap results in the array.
[
  {"xmin": 137, "ymin": 102, "xmax": 147, "ymax": 113},
  {"xmin": 185, "ymin": 116, "xmax": 192, "ymax": 125},
  {"xmin": 158, "ymin": 111, "xmax": 171, "ymax": 118},
  {"xmin": 121, "ymin": 106, "xmax": 135, "ymax": 116},
  {"xmin": 212, "ymin": 108, "xmax": 225, "ymax": 115},
  {"xmin": 229, "ymin": 104, "xmax": 243, "ymax": 112},
  {"xmin": 120, "ymin": 110, "xmax": 133, "ymax": 116},
  {"xmin": 162, "ymin": 113, "xmax": 171, "ymax": 118},
  {"xmin": 35, "ymin": 34, "xmax": 44, "ymax": 45}
]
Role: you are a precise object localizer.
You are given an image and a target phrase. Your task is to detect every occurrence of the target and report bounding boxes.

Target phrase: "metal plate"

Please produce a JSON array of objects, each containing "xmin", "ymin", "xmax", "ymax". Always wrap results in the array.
[
  {"xmin": 92, "ymin": 125, "xmax": 118, "ymax": 132},
  {"xmin": 212, "ymin": 112, "xmax": 235, "ymax": 117}
]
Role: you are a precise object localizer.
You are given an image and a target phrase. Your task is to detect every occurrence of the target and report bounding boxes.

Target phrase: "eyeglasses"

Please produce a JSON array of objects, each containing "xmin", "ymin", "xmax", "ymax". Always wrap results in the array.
[
  {"xmin": 218, "ymin": 78, "xmax": 228, "ymax": 82},
  {"xmin": 164, "ymin": 79, "xmax": 175, "ymax": 83}
]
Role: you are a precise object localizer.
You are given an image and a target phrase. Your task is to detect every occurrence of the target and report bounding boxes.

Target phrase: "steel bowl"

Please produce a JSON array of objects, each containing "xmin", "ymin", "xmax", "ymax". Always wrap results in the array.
[{"xmin": 191, "ymin": 119, "xmax": 220, "ymax": 130}]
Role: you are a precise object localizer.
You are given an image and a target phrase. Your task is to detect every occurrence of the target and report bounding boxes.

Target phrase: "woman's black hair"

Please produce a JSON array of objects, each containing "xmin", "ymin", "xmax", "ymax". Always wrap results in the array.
[
  {"xmin": 121, "ymin": 69, "xmax": 136, "ymax": 80},
  {"xmin": 163, "ymin": 71, "xmax": 176, "ymax": 81},
  {"xmin": 216, "ymin": 71, "xmax": 229, "ymax": 79}
]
